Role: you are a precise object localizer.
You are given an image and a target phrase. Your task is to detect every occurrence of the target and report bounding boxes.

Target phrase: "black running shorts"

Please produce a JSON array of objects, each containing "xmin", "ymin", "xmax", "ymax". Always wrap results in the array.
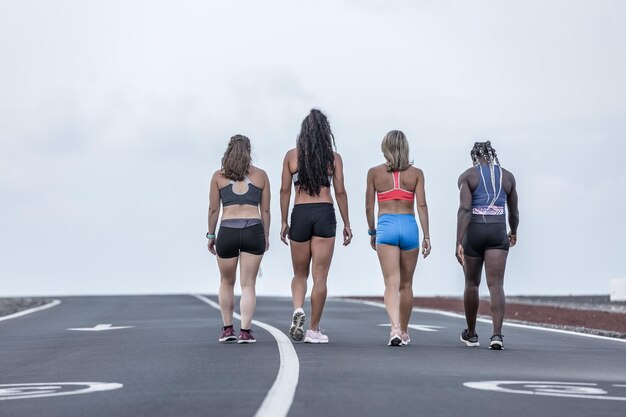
[
  {"xmin": 289, "ymin": 203, "xmax": 337, "ymax": 242},
  {"xmin": 215, "ymin": 223, "xmax": 265, "ymax": 258},
  {"xmin": 462, "ymin": 215, "xmax": 509, "ymax": 258}
]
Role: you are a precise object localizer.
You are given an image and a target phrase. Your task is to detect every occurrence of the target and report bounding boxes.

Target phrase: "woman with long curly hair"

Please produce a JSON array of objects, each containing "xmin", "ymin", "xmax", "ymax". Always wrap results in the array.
[
  {"xmin": 365, "ymin": 130, "xmax": 431, "ymax": 346},
  {"xmin": 280, "ymin": 109, "xmax": 352, "ymax": 344},
  {"xmin": 207, "ymin": 135, "xmax": 271, "ymax": 344}
]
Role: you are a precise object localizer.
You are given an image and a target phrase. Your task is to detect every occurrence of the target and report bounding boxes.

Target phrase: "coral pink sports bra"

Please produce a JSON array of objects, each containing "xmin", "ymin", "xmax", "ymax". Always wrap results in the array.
[{"xmin": 377, "ymin": 170, "xmax": 415, "ymax": 202}]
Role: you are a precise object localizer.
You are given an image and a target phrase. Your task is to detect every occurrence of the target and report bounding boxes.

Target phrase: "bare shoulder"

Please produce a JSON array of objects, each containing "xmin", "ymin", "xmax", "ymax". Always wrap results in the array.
[
  {"xmin": 248, "ymin": 165, "xmax": 268, "ymax": 185},
  {"xmin": 501, "ymin": 167, "xmax": 516, "ymax": 181},
  {"xmin": 367, "ymin": 164, "xmax": 386, "ymax": 178},
  {"xmin": 333, "ymin": 151, "xmax": 343, "ymax": 163},
  {"xmin": 458, "ymin": 166, "xmax": 475, "ymax": 185},
  {"xmin": 211, "ymin": 169, "xmax": 223, "ymax": 181}
]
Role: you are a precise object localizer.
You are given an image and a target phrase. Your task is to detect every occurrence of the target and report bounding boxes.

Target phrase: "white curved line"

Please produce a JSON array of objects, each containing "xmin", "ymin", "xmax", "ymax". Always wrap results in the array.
[
  {"xmin": 193, "ymin": 295, "xmax": 299, "ymax": 417},
  {"xmin": 0, "ymin": 299, "xmax": 61, "ymax": 323},
  {"xmin": 0, "ymin": 382, "xmax": 122, "ymax": 401},
  {"xmin": 342, "ymin": 298, "xmax": 626, "ymax": 343},
  {"xmin": 464, "ymin": 381, "xmax": 626, "ymax": 401}
]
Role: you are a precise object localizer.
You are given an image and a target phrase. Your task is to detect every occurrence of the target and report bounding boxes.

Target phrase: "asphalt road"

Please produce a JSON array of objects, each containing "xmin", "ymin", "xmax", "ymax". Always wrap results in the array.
[{"xmin": 1, "ymin": 295, "xmax": 625, "ymax": 417}]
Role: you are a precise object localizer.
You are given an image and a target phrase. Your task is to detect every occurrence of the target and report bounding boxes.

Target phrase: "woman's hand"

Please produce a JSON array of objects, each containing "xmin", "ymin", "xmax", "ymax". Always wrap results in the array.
[
  {"xmin": 455, "ymin": 243, "xmax": 464, "ymax": 266},
  {"xmin": 422, "ymin": 238, "xmax": 431, "ymax": 258},
  {"xmin": 343, "ymin": 225, "xmax": 353, "ymax": 246},
  {"xmin": 265, "ymin": 237, "xmax": 270, "ymax": 252},
  {"xmin": 207, "ymin": 238, "xmax": 216, "ymax": 255},
  {"xmin": 370, "ymin": 234, "xmax": 376, "ymax": 251},
  {"xmin": 280, "ymin": 222, "xmax": 290, "ymax": 245},
  {"xmin": 508, "ymin": 232, "xmax": 517, "ymax": 247}
]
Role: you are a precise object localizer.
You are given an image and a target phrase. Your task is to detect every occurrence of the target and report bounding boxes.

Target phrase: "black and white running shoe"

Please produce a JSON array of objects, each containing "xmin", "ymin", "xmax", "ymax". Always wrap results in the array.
[
  {"xmin": 460, "ymin": 329, "xmax": 480, "ymax": 347},
  {"xmin": 489, "ymin": 334, "xmax": 504, "ymax": 350}
]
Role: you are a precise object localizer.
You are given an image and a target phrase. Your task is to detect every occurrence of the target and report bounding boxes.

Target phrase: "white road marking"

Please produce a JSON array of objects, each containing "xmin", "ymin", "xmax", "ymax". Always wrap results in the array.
[
  {"xmin": 0, "ymin": 299, "xmax": 61, "ymax": 323},
  {"xmin": 193, "ymin": 295, "xmax": 299, "ymax": 417},
  {"xmin": 0, "ymin": 382, "xmax": 122, "ymax": 401},
  {"xmin": 464, "ymin": 381, "xmax": 626, "ymax": 401},
  {"xmin": 343, "ymin": 299, "xmax": 626, "ymax": 344},
  {"xmin": 67, "ymin": 324, "xmax": 134, "ymax": 332},
  {"xmin": 377, "ymin": 323, "xmax": 444, "ymax": 332}
]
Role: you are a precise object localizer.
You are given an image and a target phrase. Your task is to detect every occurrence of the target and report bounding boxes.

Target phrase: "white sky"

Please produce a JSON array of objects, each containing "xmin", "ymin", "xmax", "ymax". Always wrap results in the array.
[{"xmin": 1, "ymin": 0, "xmax": 625, "ymax": 297}]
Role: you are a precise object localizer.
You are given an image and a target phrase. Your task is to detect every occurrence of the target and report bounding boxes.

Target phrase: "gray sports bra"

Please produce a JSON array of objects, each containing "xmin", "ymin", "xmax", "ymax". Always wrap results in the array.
[{"xmin": 219, "ymin": 176, "xmax": 262, "ymax": 207}]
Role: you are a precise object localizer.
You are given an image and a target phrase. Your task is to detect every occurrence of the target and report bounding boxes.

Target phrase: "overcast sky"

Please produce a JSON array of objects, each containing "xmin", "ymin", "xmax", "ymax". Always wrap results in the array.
[{"xmin": 1, "ymin": 0, "xmax": 625, "ymax": 297}]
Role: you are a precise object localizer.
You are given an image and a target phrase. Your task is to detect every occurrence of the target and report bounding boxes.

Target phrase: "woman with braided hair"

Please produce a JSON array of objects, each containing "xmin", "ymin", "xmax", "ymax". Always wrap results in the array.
[
  {"xmin": 456, "ymin": 141, "xmax": 519, "ymax": 350},
  {"xmin": 280, "ymin": 109, "xmax": 353, "ymax": 344},
  {"xmin": 207, "ymin": 135, "xmax": 271, "ymax": 344}
]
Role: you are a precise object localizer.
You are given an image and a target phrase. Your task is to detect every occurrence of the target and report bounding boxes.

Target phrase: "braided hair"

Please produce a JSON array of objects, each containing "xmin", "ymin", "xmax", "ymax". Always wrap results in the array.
[
  {"xmin": 471, "ymin": 141, "xmax": 503, "ymax": 207},
  {"xmin": 296, "ymin": 109, "xmax": 336, "ymax": 196},
  {"xmin": 221, "ymin": 134, "xmax": 251, "ymax": 181}
]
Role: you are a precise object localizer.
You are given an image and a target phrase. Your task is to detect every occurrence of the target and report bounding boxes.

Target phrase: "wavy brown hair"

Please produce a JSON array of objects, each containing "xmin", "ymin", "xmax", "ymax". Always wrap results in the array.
[
  {"xmin": 296, "ymin": 109, "xmax": 336, "ymax": 196},
  {"xmin": 221, "ymin": 135, "xmax": 251, "ymax": 181}
]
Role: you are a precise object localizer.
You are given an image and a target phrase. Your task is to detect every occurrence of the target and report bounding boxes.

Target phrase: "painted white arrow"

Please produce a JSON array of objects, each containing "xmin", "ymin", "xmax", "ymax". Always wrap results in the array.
[
  {"xmin": 378, "ymin": 323, "xmax": 444, "ymax": 332},
  {"xmin": 67, "ymin": 324, "xmax": 134, "ymax": 332}
]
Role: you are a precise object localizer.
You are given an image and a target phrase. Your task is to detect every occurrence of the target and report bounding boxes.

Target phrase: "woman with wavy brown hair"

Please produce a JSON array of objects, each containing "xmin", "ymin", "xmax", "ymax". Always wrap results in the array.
[
  {"xmin": 207, "ymin": 135, "xmax": 270, "ymax": 344},
  {"xmin": 280, "ymin": 109, "xmax": 352, "ymax": 344}
]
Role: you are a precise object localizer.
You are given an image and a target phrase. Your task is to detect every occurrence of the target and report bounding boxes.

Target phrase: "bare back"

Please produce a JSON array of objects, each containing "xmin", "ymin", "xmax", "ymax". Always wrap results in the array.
[
  {"xmin": 215, "ymin": 165, "xmax": 268, "ymax": 220},
  {"xmin": 371, "ymin": 164, "xmax": 422, "ymax": 215}
]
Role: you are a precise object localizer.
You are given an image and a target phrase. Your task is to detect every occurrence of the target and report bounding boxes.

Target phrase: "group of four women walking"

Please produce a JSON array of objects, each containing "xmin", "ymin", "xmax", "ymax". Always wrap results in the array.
[{"xmin": 207, "ymin": 109, "xmax": 519, "ymax": 349}]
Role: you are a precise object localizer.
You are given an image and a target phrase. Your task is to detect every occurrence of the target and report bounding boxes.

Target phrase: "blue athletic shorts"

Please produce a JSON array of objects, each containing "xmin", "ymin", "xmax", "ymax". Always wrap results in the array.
[{"xmin": 376, "ymin": 213, "xmax": 420, "ymax": 250}]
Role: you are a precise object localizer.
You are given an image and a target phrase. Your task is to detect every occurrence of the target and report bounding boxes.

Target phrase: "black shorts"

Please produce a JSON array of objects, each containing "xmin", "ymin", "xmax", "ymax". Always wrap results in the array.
[
  {"xmin": 289, "ymin": 203, "xmax": 337, "ymax": 242},
  {"xmin": 462, "ymin": 215, "xmax": 509, "ymax": 258},
  {"xmin": 215, "ymin": 221, "xmax": 265, "ymax": 258}
]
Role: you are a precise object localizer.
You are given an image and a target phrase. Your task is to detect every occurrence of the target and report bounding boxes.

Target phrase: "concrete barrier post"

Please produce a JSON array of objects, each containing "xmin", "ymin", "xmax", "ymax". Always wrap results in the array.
[{"xmin": 610, "ymin": 279, "xmax": 626, "ymax": 302}]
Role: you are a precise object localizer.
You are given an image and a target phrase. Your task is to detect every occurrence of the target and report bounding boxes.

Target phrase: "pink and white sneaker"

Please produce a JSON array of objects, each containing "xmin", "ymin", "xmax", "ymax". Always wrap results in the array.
[
  {"xmin": 219, "ymin": 326, "xmax": 237, "ymax": 343},
  {"xmin": 304, "ymin": 329, "xmax": 329, "ymax": 344},
  {"xmin": 401, "ymin": 331, "xmax": 411, "ymax": 346},
  {"xmin": 388, "ymin": 329, "xmax": 402, "ymax": 346}
]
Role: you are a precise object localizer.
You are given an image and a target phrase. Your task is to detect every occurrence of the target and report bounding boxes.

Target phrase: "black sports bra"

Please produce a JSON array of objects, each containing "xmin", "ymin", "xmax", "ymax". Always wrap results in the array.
[{"xmin": 219, "ymin": 177, "xmax": 262, "ymax": 207}]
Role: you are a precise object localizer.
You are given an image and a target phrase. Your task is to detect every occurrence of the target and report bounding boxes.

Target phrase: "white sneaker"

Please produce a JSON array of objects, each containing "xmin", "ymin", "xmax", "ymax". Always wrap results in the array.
[
  {"xmin": 304, "ymin": 329, "xmax": 329, "ymax": 344},
  {"xmin": 289, "ymin": 308, "xmax": 306, "ymax": 342}
]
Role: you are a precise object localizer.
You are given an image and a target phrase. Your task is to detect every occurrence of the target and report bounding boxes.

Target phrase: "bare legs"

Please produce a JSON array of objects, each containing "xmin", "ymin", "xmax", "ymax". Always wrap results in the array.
[
  {"xmin": 462, "ymin": 249, "xmax": 508, "ymax": 336},
  {"xmin": 290, "ymin": 236, "xmax": 335, "ymax": 331},
  {"xmin": 377, "ymin": 244, "xmax": 419, "ymax": 333},
  {"xmin": 217, "ymin": 252, "xmax": 263, "ymax": 329}
]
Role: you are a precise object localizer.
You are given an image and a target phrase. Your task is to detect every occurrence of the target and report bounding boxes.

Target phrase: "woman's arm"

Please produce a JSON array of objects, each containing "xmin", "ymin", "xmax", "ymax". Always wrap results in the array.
[
  {"xmin": 414, "ymin": 168, "xmax": 431, "ymax": 258},
  {"xmin": 207, "ymin": 171, "xmax": 221, "ymax": 255},
  {"xmin": 506, "ymin": 171, "xmax": 519, "ymax": 247},
  {"xmin": 333, "ymin": 153, "xmax": 352, "ymax": 246},
  {"xmin": 279, "ymin": 151, "xmax": 293, "ymax": 245},
  {"xmin": 455, "ymin": 171, "xmax": 472, "ymax": 265},
  {"xmin": 365, "ymin": 167, "xmax": 377, "ymax": 250},
  {"xmin": 260, "ymin": 169, "xmax": 271, "ymax": 251}
]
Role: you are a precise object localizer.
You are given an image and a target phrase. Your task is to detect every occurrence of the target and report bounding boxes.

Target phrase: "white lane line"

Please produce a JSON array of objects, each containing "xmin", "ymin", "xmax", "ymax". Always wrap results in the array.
[
  {"xmin": 68, "ymin": 324, "xmax": 134, "ymax": 332},
  {"xmin": 342, "ymin": 299, "xmax": 626, "ymax": 344},
  {"xmin": 377, "ymin": 323, "xmax": 444, "ymax": 332},
  {"xmin": 0, "ymin": 299, "xmax": 61, "ymax": 323},
  {"xmin": 193, "ymin": 295, "xmax": 299, "ymax": 417}
]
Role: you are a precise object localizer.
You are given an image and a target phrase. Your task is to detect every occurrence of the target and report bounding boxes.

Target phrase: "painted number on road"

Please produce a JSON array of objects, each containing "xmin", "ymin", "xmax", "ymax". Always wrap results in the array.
[
  {"xmin": 0, "ymin": 382, "xmax": 122, "ymax": 401},
  {"xmin": 464, "ymin": 381, "xmax": 626, "ymax": 401}
]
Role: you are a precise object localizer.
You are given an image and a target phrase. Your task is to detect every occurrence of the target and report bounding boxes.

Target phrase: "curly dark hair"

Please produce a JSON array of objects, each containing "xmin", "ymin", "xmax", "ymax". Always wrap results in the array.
[
  {"xmin": 221, "ymin": 135, "xmax": 251, "ymax": 181},
  {"xmin": 296, "ymin": 109, "xmax": 336, "ymax": 196}
]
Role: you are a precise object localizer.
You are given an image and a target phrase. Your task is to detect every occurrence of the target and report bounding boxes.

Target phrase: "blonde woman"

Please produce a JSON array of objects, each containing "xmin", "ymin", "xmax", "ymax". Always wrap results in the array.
[
  {"xmin": 365, "ymin": 130, "xmax": 431, "ymax": 346},
  {"xmin": 207, "ymin": 135, "xmax": 270, "ymax": 344}
]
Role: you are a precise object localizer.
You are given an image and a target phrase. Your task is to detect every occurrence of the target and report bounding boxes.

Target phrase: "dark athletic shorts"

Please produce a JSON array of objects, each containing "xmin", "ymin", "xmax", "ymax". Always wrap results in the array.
[
  {"xmin": 215, "ymin": 220, "xmax": 265, "ymax": 258},
  {"xmin": 462, "ymin": 215, "xmax": 509, "ymax": 259},
  {"xmin": 289, "ymin": 203, "xmax": 337, "ymax": 242}
]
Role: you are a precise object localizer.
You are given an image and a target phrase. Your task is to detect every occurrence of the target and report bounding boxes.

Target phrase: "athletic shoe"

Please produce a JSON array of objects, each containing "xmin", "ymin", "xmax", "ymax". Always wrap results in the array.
[
  {"xmin": 460, "ymin": 329, "xmax": 480, "ymax": 347},
  {"xmin": 388, "ymin": 329, "xmax": 402, "ymax": 347},
  {"xmin": 289, "ymin": 308, "xmax": 306, "ymax": 342},
  {"xmin": 401, "ymin": 331, "xmax": 411, "ymax": 346},
  {"xmin": 238, "ymin": 329, "xmax": 256, "ymax": 344},
  {"xmin": 489, "ymin": 334, "xmax": 504, "ymax": 350},
  {"xmin": 219, "ymin": 326, "xmax": 237, "ymax": 343},
  {"xmin": 304, "ymin": 329, "xmax": 329, "ymax": 344}
]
